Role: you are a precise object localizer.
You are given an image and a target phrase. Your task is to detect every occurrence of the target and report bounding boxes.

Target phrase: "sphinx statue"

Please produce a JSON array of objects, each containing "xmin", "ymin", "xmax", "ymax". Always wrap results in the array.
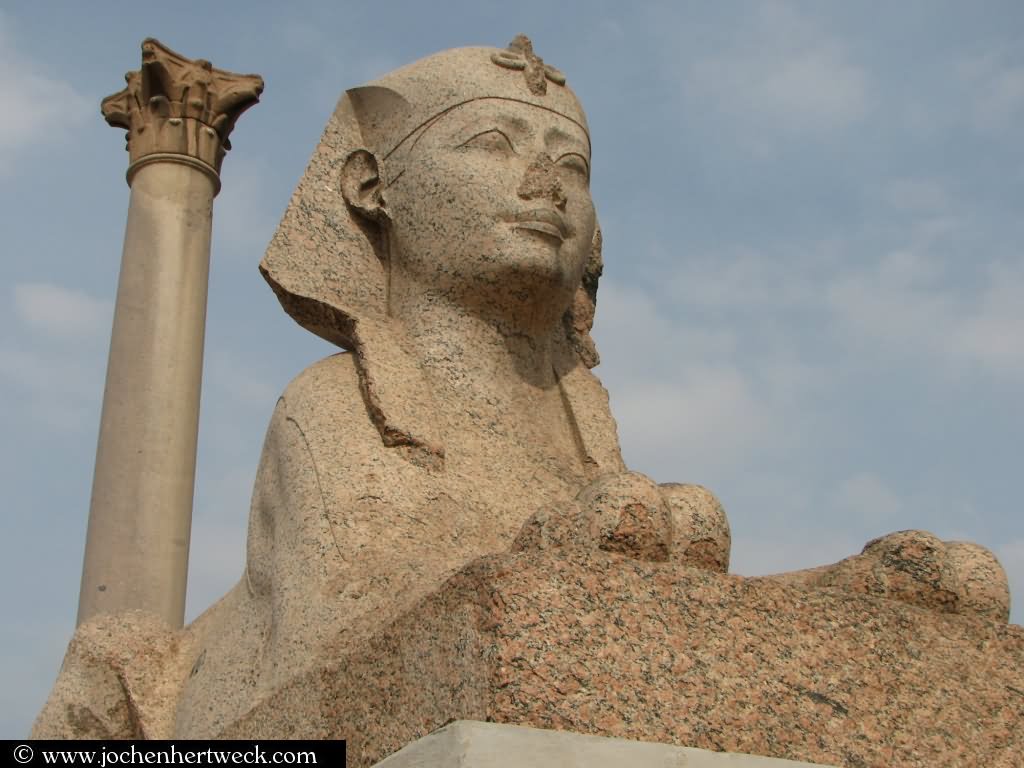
[{"xmin": 34, "ymin": 37, "xmax": 1015, "ymax": 763}]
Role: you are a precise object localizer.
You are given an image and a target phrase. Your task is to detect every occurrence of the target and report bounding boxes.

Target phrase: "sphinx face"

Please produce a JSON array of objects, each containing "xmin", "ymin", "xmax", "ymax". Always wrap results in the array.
[{"xmin": 383, "ymin": 98, "xmax": 596, "ymax": 325}]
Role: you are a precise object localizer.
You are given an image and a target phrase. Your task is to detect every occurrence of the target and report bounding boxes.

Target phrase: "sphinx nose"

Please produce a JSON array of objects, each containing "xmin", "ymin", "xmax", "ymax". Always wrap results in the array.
[{"xmin": 517, "ymin": 153, "xmax": 567, "ymax": 211}]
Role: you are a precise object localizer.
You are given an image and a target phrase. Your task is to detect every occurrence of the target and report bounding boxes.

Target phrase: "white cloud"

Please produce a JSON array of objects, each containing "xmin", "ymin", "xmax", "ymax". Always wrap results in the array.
[
  {"xmin": 951, "ymin": 260, "xmax": 1024, "ymax": 377},
  {"xmin": 611, "ymin": 366, "xmax": 770, "ymax": 482},
  {"xmin": 185, "ymin": 490, "xmax": 250, "ymax": 622},
  {"xmin": 595, "ymin": 280, "xmax": 738, "ymax": 368},
  {"xmin": 594, "ymin": 280, "xmax": 788, "ymax": 482},
  {"xmin": 208, "ymin": 358, "xmax": 279, "ymax": 409},
  {"xmin": 13, "ymin": 283, "xmax": 112, "ymax": 341},
  {"xmin": 826, "ymin": 245, "xmax": 954, "ymax": 360},
  {"xmin": 732, "ymin": 528, "xmax": 862, "ymax": 577},
  {"xmin": 685, "ymin": 2, "xmax": 868, "ymax": 144},
  {"xmin": 882, "ymin": 178, "xmax": 951, "ymax": 213},
  {"xmin": 825, "ymin": 248, "xmax": 1024, "ymax": 380},
  {"xmin": 0, "ymin": 12, "xmax": 90, "ymax": 171},
  {"xmin": 832, "ymin": 471, "xmax": 905, "ymax": 529},
  {"xmin": 663, "ymin": 247, "xmax": 822, "ymax": 313},
  {"xmin": 2, "ymin": 283, "xmax": 110, "ymax": 431},
  {"xmin": 213, "ymin": 161, "xmax": 278, "ymax": 258},
  {"xmin": 0, "ymin": 343, "xmax": 104, "ymax": 431},
  {"xmin": 958, "ymin": 50, "xmax": 1024, "ymax": 135}
]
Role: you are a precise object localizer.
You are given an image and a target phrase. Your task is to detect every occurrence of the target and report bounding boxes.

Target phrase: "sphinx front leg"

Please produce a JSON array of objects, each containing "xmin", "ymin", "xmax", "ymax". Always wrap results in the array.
[
  {"xmin": 758, "ymin": 530, "xmax": 1010, "ymax": 622},
  {"xmin": 512, "ymin": 476, "xmax": 1010, "ymax": 623},
  {"xmin": 511, "ymin": 471, "xmax": 731, "ymax": 572}
]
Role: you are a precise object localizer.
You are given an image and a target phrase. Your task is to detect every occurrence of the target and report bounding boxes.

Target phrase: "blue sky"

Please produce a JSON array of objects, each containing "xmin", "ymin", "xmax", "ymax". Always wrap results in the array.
[{"xmin": 2, "ymin": 0, "xmax": 1023, "ymax": 739}]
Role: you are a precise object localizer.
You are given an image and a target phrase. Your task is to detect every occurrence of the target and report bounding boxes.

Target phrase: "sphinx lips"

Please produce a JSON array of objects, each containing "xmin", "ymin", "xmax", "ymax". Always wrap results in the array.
[{"xmin": 511, "ymin": 209, "xmax": 570, "ymax": 241}]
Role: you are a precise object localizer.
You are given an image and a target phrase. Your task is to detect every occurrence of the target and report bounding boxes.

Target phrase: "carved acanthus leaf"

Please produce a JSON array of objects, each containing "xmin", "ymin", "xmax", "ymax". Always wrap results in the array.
[{"xmin": 101, "ymin": 38, "xmax": 264, "ymax": 176}]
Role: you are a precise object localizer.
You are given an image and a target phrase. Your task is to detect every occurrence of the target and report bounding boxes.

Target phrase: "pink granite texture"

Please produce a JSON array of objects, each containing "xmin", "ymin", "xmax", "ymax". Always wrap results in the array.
[{"xmin": 220, "ymin": 547, "xmax": 1023, "ymax": 768}]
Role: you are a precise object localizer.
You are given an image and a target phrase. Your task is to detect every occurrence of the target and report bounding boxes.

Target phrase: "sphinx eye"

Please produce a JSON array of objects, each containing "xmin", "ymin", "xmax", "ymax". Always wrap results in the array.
[
  {"xmin": 556, "ymin": 152, "xmax": 590, "ymax": 181},
  {"xmin": 457, "ymin": 129, "xmax": 517, "ymax": 153}
]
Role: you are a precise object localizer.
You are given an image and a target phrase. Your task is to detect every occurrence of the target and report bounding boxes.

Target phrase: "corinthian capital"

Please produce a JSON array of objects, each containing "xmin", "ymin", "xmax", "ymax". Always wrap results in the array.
[{"xmin": 102, "ymin": 38, "xmax": 264, "ymax": 180}]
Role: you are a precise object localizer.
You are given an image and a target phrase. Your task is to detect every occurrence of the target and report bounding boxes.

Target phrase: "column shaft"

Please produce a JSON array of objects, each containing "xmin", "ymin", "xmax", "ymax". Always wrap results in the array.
[
  {"xmin": 80, "ymin": 37, "xmax": 261, "ymax": 628},
  {"xmin": 78, "ymin": 161, "xmax": 216, "ymax": 627}
]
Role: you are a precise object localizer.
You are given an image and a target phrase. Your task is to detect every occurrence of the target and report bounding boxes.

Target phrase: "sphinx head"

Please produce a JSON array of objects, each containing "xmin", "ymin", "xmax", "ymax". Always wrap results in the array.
[
  {"xmin": 261, "ymin": 37, "xmax": 605, "ymax": 454},
  {"xmin": 339, "ymin": 36, "xmax": 598, "ymax": 330}
]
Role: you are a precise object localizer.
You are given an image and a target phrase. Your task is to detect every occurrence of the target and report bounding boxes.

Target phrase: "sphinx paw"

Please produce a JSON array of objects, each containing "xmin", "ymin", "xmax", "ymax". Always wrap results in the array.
[
  {"xmin": 818, "ymin": 530, "xmax": 1010, "ymax": 622},
  {"xmin": 511, "ymin": 472, "xmax": 671, "ymax": 561},
  {"xmin": 945, "ymin": 540, "xmax": 1010, "ymax": 621},
  {"xmin": 512, "ymin": 472, "xmax": 731, "ymax": 571},
  {"xmin": 510, "ymin": 501, "xmax": 587, "ymax": 553},
  {"xmin": 576, "ymin": 471, "xmax": 674, "ymax": 561},
  {"xmin": 660, "ymin": 482, "xmax": 731, "ymax": 573}
]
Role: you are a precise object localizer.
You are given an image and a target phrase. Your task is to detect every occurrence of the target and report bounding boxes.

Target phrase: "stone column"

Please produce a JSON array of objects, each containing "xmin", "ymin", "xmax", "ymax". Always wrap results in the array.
[{"xmin": 77, "ymin": 39, "xmax": 263, "ymax": 628}]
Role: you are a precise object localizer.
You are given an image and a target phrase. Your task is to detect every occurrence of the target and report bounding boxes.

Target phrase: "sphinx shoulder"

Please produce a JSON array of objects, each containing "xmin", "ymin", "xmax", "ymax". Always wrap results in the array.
[
  {"xmin": 243, "ymin": 352, "xmax": 388, "ymax": 540},
  {"xmin": 277, "ymin": 352, "xmax": 371, "ymax": 438},
  {"xmin": 265, "ymin": 352, "xmax": 388, "ymax": 477},
  {"xmin": 274, "ymin": 351, "xmax": 441, "ymax": 479}
]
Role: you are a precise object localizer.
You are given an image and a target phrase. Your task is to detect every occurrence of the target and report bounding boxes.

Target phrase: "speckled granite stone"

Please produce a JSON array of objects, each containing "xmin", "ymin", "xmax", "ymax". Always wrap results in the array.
[
  {"xmin": 764, "ymin": 530, "xmax": 1011, "ymax": 623},
  {"xmin": 218, "ymin": 547, "xmax": 1023, "ymax": 768},
  {"xmin": 32, "ymin": 611, "xmax": 194, "ymax": 739}
]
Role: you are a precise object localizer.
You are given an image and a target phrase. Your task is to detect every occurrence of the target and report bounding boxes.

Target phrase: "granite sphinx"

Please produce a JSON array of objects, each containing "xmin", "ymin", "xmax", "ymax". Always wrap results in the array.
[{"xmin": 35, "ymin": 37, "xmax": 1020, "ymax": 768}]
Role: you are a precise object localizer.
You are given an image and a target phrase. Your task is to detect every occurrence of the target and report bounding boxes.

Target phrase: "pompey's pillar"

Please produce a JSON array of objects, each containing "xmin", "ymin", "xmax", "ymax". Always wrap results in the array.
[{"xmin": 77, "ymin": 39, "xmax": 262, "ymax": 628}]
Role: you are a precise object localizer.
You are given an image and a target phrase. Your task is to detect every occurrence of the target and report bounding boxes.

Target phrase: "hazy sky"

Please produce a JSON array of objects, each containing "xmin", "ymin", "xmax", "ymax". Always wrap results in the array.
[{"xmin": 2, "ymin": 1, "xmax": 1022, "ymax": 739}]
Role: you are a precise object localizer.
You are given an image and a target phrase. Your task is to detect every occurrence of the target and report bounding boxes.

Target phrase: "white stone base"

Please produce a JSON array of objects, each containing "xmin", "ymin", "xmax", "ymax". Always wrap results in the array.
[{"xmin": 372, "ymin": 721, "xmax": 836, "ymax": 767}]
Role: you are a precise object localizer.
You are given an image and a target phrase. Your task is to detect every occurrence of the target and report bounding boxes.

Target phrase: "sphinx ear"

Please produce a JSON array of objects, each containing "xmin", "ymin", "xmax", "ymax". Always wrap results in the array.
[{"xmin": 341, "ymin": 149, "xmax": 388, "ymax": 222}]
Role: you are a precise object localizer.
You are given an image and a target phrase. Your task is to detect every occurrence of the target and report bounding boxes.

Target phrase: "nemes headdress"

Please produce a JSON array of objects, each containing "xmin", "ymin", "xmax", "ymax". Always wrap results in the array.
[
  {"xmin": 348, "ymin": 35, "xmax": 589, "ymax": 176},
  {"xmin": 260, "ymin": 36, "xmax": 621, "ymax": 471}
]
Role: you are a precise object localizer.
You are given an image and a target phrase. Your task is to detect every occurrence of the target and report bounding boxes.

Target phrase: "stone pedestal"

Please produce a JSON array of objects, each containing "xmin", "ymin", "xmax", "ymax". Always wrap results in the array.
[
  {"xmin": 77, "ymin": 39, "xmax": 262, "ymax": 627},
  {"xmin": 220, "ymin": 549, "xmax": 1023, "ymax": 768},
  {"xmin": 372, "ymin": 721, "xmax": 835, "ymax": 767}
]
